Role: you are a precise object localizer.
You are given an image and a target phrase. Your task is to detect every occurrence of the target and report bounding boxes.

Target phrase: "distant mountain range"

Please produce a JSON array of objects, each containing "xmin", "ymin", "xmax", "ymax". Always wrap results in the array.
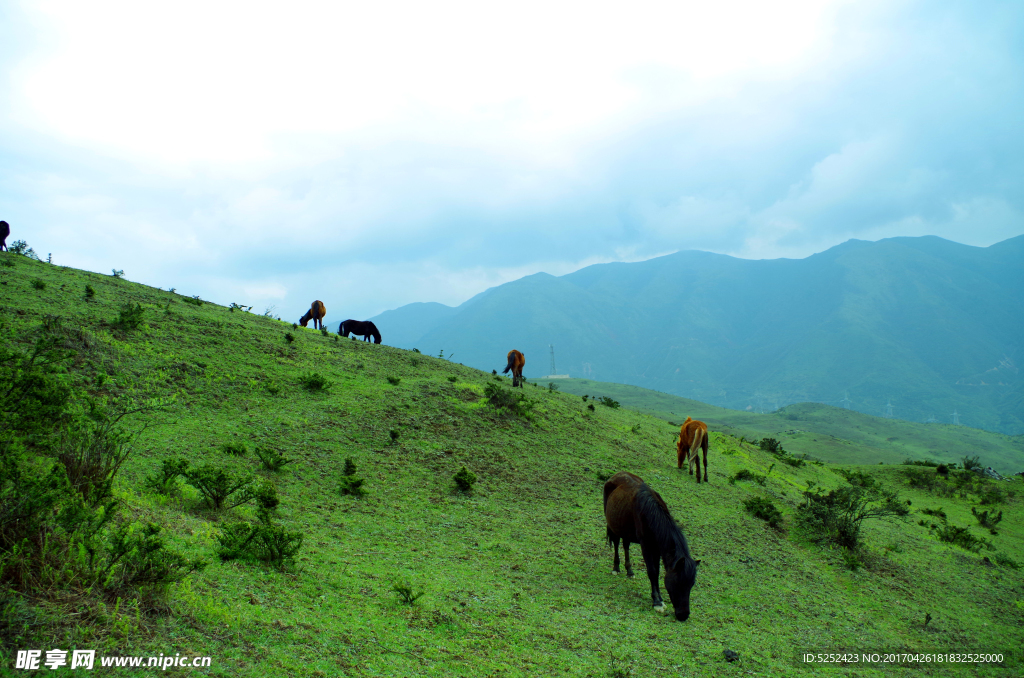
[{"xmin": 371, "ymin": 235, "xmax": 1024, "ymax": 435}]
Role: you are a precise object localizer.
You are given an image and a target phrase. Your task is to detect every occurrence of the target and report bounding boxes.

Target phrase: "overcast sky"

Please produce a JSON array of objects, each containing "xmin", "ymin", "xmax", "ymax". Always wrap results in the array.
[{"xmin": 2, "ymin": 0, "xmax": 1022, "ymax": 321}]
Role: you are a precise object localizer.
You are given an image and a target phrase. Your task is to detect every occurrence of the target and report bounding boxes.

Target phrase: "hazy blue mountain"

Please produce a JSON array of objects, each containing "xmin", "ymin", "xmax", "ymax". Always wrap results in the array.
[{"xmin": 371, "ymin": 235, "xmax": 1024, "ymax": 434}]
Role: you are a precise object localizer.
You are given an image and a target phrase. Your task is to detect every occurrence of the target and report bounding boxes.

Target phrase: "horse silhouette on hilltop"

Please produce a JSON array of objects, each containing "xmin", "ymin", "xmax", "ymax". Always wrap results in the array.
[{"xmin": 339, "ymin": 319, "xmax": 381, "ymax": 344}]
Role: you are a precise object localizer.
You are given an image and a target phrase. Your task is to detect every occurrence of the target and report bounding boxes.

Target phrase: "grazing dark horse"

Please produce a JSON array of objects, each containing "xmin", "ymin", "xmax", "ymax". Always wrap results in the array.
[
  {"xmin": 604, "ymin": 471, "xmax": 699, "ymax": 621},
  {"xmin": 502, "ymin": 349, "xmax": 525, "ymax": 387},
  {"xmin": 0, "ymin": 221, "xmax": 9, "ymax": 252},
  {"xmin": 299, "ymin": 300, "xmax": 327, "ymax": 329},
  {"xmin": 339, "ymin": 319, "xmax": 381, "ymax": 344},
  {"xmin": 677, "ymin": 417, "xmax": 709, "ymax": 483}
]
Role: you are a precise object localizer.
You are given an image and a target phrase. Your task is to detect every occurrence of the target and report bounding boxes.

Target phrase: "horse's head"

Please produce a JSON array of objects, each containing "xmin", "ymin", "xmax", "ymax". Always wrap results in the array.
[{"xmin": 664, "ymin": 554, "xmax": 699, "ymax": 621}]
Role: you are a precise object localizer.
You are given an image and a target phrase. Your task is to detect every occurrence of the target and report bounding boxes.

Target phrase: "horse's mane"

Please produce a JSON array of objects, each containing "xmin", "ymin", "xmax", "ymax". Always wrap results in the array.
[{"xmin": 635, "ymin": 483, "xmax": 692, "ymax": 564}]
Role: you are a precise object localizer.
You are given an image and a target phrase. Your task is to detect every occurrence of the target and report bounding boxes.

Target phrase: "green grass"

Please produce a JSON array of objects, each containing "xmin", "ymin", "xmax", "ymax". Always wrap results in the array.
[
  {"xmin": 2, "ymin": 252, "xmax": 1022, "ymax": 676},
  {"xmin": 557, "ymin": 378, "xmax": 1024, "ymax": 470}
]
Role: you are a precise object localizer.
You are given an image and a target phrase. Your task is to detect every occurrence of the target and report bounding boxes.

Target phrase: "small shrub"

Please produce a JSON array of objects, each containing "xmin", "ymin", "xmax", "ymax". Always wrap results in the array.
[
  {"xmin": 587, "ymin": 403, "xmax": 595, "ymax": 412},
  {"xmin": 798, "ymin": 485, "xmax": 909, "ymax": 550},
  {"xmin": 453, "ymin": 466, "xmax": 477, "ymax": 493},
  {"xmin": 111, "ymin": 269, "xmax": 124, "ymax": 279},
  {"xmin": 491, "ymin": 369, "xmax": 496, "ymax": 375},
  {"xmin": 447, "ymin": 376, "xmax": 457, "ymax": 383},
  {"xmin": 340, "ymin": 458, "xmax": 367, "ymax": 497},
  {"xmin": 298, "ymin": 372, "xmax": 330, "ymax": 391},
  {"xmin": 902, "ymin": 458, "xmax": 939, "ymax": 467},
  {"xmin": 598, "ymin": 396, "xmax": 620, "ymax": 408},
  {"xmin": 961, "ymin": 456, "xmax": 983, "ymax": 471},
  {"xmin": 759, "ymin": 438, "xmax": 783, "ymax": 454},
  {"xmin": 921, "ymin": 507, "xmax": 947, "ymax": 521},
  {"xmin": 31, "ymin": 279, "xmax": 45, "ymax": 290},
  {"xmin": 143, "ymin": 457, "xmax": 190, "ymax": 494},
  {"xmin": 412, "ymin": 348, "xmax": 421, "ymax": 353},
  {"xmin": 837, "ymin": 469, "xmax": 876, "ymax": 489},
  {"xmin": 389, "ymin": 429, "xmax": 400, "ymax": 444},
  {"xmin": 729, "ymin": 469, "xmax": 766, "ymax": 486},
  {"xmin": 630, "ymin": 423, "xmax": 642, "ymax": 434},
  {"xmin": 932, "ymin": 524, "xmax": 993, "ymax": 553},
  {"xmin": 102, "ymin": 522, "xmax": 206, "ymax": 591},
  {"xmin": 387, "ymin": 376, "xmax": 401, "ymax": 385},
  {"xmin": 265, "ymin": 382, "xmax": 281, "ymax": 395},
  {"xmin": 936, "ymin": 464, "xmax": 950, "ymax": 476},
  {"xmin": 255, "ymin": 447, "xmax": 292, "ymax": 471},
  {"xmin": 780, "ymin": 456, "xmax": 806, "ymax": 468},
  {"xmin": 321, "ymin": 327, "xmax": 329, "ymax": 337},
  {"xmin": 582, "ymin": 395, "xmax": 589, "ymax": 402},
  {"xmin": 993, "ymin": 553, "xmax": 1020, "ymax": 569},
  {"xmin": 217, "ymin": 517, "xmax": 304, "ymax": 569},
  {"xmin": 84, "ymin": 284, "xmax": 96, "ymax": 299},
  {"xmin": 840, "ymin": 548, "xmax": 861, "ymax": 572},
  {"xmin": 220, "ymin": 441, "xmax": 248, "ymax": 456},
  {"xmin": 284, "ymin": 332, "xmax": 295, "ymax": 344},
  {"xmin": 971, "ymin": 507, "xmax": 1003, "ymax": 529},
  {"xmin": 483, "ymin": 382, "xmax": 536, "ymax": 418},
  {"xmin": 393, "ymin": 581, "xmax": 425, "ymax": 605},
  {"xmin": 596, "ymin": 471, "xmax": 612, "ymax": 482},
  {"xmin": 184, "ymin": 465, "xmax": 254, "ymax": 510},
  {"xmin": 181, "ymin": 295, "xmax": 203, "ymax": 306},
  {"xmin": 743, "ymin": 496, "xmax": 783, "ymax": 528},
  {"xmin": 115, "ymin": 302, "xmax": 146, "ymax": 331},
  {"xmin": 246, "ymin": 480, "xmax": 280, "ymax": 513},
  {"xmin": 548, "ymin": 382, "xmax": 559, "ymax": 392},
  {"xmin": 9, "ymin": 240, "xmax": 39, "ymax": 259}
]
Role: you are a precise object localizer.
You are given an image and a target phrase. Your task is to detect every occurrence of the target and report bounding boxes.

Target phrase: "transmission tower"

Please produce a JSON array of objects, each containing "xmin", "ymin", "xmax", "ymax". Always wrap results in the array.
[
  {"xmin": 951, "ymin": 409, "xmax": 960, "ymax": 425},
  {"xmin": 840, "ymin": 393, "xmax": 852, "ymax": 410},
  {"xmin": 549, "ymin": 345, "xmax": 556, "ymax": 376},
  {"xmin": 885, "ymin": 400, "xmax": 894, "ymax": 418},
  {"xmin": 582, "ymin": 362, "xmax": 593, "ymax": 377}
]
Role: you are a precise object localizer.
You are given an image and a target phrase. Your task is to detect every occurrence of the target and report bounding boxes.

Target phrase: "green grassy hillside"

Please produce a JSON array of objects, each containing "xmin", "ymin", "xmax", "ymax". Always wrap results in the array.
[
  {"xmin": 2, "ymin": 253, "xmax": 1023, "ymax": 677},
  {"xmin": 554, "ymin": 379, "xmax": 1024, "ymax": 471}
]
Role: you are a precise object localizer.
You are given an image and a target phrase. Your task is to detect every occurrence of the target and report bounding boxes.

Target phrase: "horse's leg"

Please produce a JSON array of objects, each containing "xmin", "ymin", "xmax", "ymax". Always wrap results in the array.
[
  {"xmin": 623, "ymin": 541, "xmax": 634, "ymax": 578},
  {"xmin": 703, "ymin": 437, "xmax": 709, "ymax": 483},
  {"xmin": 688, "ymin": 447, "xmax": 695, "ymax": 476},
  {"xmin": 694, "ymin": 449, "xmax": 702, "ymax": 484},
  {"xmin": 641, "ymin": 542, "xmax": 665, "ymax": 612},
  {"xmin": 611, "ymin": 535, "xmax": 621, "ymax": 574}
]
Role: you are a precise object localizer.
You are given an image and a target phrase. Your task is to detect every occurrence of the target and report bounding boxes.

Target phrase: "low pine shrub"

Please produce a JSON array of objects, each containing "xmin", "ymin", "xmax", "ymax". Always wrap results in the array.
[
  {"xmin": 483, "ymin": 382, "xmax": 535, "ymax": 418},
  {"xmin": 598, "ymin": 396, "xmax": 619, "ymax": 409},
  {"xmin": 298, "ymin": 372, "xmax": 330, "ymax": 391},
  {"xmin": 184, "ymin": 465, "xmax": 253, "ymax": 510},
  {"xmin": 217, "ymin": 517, "xmax": 303, "ymax": 570},
  {"xmin": 339, "ymin": 458, "xmax": 367, "ymax": 497},
  {"xmin": 220, "ymin": 441, "xmax": 248, "ymax": 456},
  {"xmin": 84, "ymin": 284, "xmax": 96, "ymax": 299},
  {"xmin": 393, "ymin": 581, "xmax": 425, "ymax": 605},
  {"xmin": 144, "ymin": 457, "xmax": 191, "ymax": 494},
  {"xmin": 932, "ymin": 524, "xmax": 993, "ymax": 553},
  {"xmin": 447, "ymin": 376, "xmax": 457, "ymax": 383},
  {"xmin": 114, "ymin": 302, "xmax": 146, "ymax": 331},
  {"xmin": 743, "ymin": 496, "xmax": 783, "ymax": 528},
  {"xmin": 453, "ymin": 466, "xmax": 477, "ymax": 494},
  {"xmin": 971, "ymin": 507, "xmax": 1002, "ymax": 530},
  {"xmin": 255, "ymin": 447, "xmax": 292, "ymax": 471},
  {"xmin": 31, "ymin": 279, "xmax": 45, "ymax": 290},
  {"xmin": 387, "ymin": 376, "xmax": 401, "ymax": 385},
  {"xmin": 797, "ymin": 485, "xmax": 909, "ymax": 550},
  {"xmin": 101, "ymin": 522, "xmax": 205, "ymax": 592},
  {"xmin": 729, "ymin": 469, "xmax": 766, "ymax": 486}
]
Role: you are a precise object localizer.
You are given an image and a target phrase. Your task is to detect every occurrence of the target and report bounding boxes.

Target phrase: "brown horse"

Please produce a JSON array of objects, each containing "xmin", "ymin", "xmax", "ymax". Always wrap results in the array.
[
  {"xmin": 502, "ymin": 349, "xmax": 525, "ymax": 387},
  {"xmin": 0, "ymin": 221, "xmax": 9, "ymax": 252},
  {"xmin": 604, "ymin": 471, "xmax": 700, "ymax": 620},
  {"xmin": 677, "ymin": 417, "xmax": 709, "ymax": 483},
  {"xmin": 299, "ymin": 300, "xmax": 326, "ymax": 329}
]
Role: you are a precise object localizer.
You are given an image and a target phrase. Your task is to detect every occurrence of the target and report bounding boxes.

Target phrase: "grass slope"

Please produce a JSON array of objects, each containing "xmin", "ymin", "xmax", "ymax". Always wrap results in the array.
[
  {"xmin": 554, "ymin": 378, "xmax": 1024, "ymax": 471},
  {"xmin": 2, "ymin": 254, "xmax": 1023, "ymax": 677}
]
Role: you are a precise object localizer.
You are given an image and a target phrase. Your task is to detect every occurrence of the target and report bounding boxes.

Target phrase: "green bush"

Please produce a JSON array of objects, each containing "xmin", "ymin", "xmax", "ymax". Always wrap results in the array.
[
  {"xmin": 184, "ymin": 465, "xmax": 253, "ymax": 510},
  {"xmin": 902, "ymin": 458, "xmax": 939, "ymax": 467},
  {"xmin": 759, "ymin": 438, "xmax": 783, "ymax": 454},
  {"xmin": 339, "ymin": 458, "xmax": 366, "ymax": 497},
  {"xmin": 84, "ymin": 284, "xmax": 96, "ymax": 300},
  {"xmin": 932, "ymin": 524, "xmax": 993, "ymax": 553},
  {"xmin": 548, "ymin": 382, "xmax": 559, "ymax": 392},
  {"xmin": 393, "ymin": 581, "xmax": 425, "ymax": 605},
  {"xmin": 217, "ymin": 516, "xmax": 304, "ymax": 570},
  {"xmin": 598, "ymin": 396, "xmax": 619, "ymax": 408},
  {"xmin": 387, "ymin": 376, "xmax": 401, "ymax": 385},
  {"xmin": 971, "ymin": 507, "xmax": 1002, "ymax": 530},
  {"xmin": 837, "ymin": 469, "xmax": 877, "ymax": 489},
  {"xmin": 797, "ymin": 485, "xmax": 909, "ymax": 550},
  {"xmin": 453, "ymin": 466, "xmax": 477, "ymax": 494},
  {"xmin": 298, "ymin": 372, "xmax": 330, "ymax": 391},
  {"xmin": 447, "ymin": 376, "xmax": 457, "ymax": 383},
  {"xmin": 920, "ymin": 507, "xmax": 946, "ymax": 521},
  {"xmin": 961, "ymin": 455, "xmax": 983, "ymax": 471},
  {"xmin": 31, "ymin": 279, "xmax": 45, "ymax": 290},
  {"xmin": 111, "ymin": 269, "xmax": 124, "ymax": 279},
  {"xmin": 255, "ymin": 447, "xmax": 292, "ymax": 471},
  {"xmin": 114, "ymin": 302, "xmax": 146, "ymax": 331},
  {"xmin": 144, "ymin": 457, "xmax": 190, "ymax": 494},
  {"xmin": 221, "ymin": 441, "xmax": 249, "ymax": 456},
  {"xmin": 100, "ymin": 522, "xmax": 205, "ymax": 591},
  {"xmin": 9, "ymin": 240, "xmax": 39, "ymax": 259},
  {"xmin": 181, "ymin": 295, "xmax": 203, "ymax": 306},
  {"xmin": 729, "ymin": 469, "xmax": 766, "ymax": 486},
  {"xmin": 483, "ymin": 382, "xmax": 535, "ymax": 418},
  {"xmin": 993, "ymin": 553, "xmax": 1020, "ymax": 569},
  {"xmin": 743, "ymin": 496, "xmax": 783, "ymax": 528}
]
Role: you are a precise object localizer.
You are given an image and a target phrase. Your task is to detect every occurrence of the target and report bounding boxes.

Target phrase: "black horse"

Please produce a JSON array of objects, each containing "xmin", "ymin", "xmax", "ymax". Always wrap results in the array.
[
  {"xmin": 603, "ymin": 471, "xmax": 700, "ymax": 621},
  {"xmin": 0, "ymin": 221, "xmax": 9, "ymax": 252},
  {"xmin": 339, "ymin": 319, "xmax": 381, "ymax": 344}
]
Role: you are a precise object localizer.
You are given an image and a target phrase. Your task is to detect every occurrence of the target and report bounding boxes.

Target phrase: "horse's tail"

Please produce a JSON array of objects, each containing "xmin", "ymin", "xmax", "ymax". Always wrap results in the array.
[
  {"xmin": 689, "ymin": 425, "xmax": 705, "ymax": 460},
  {"xmin": 502, "ymin": 354, "xmax": 514, "ymax": 374},
  {"xmin": 338, "ymin": 320, "xmax": 348, "ymax": 336}
]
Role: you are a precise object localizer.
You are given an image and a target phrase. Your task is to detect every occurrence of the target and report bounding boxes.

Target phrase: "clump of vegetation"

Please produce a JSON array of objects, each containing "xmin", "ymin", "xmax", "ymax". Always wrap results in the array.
[
  {"xmin": 9, "ymin": 239, "xmax": 39, "ymax": 259},
  {"xmin": 144, "ymin": 457, "xmax": 191, "ymax": 494},
  {"xmin": 228, "ymin": 302, "xmax": 252, "ymax": 312},
  {"xmin": 30, "ymin": 279, "xmax": 46, "ymax": 290},
  {"xmin": 483, "ymin": 382, "xmax": 535, "ymax": 418},
  {"xmin": 84, "ymin": 284, "xmax": 96, "ymax": 299},
  {"xmin": 392, "ymin": 581, "xmax": 425, "ymax": 605},
  {"xmin": 298, "ymin": 372, "xmax": 331, "ymax": 391},
  {"xmin": 921, "ymin": 507, "xmax": 947, "ymax": 521},
  {"xmin": 220, "ymin": 441, "xmax": 249, "ymax": 456},
  {"xmin": 729, "ymin": 469, "xmax": 766, "ymax": 486},
  {"xmin": 255, "ymin": 446, "xmax": 292, "ymax": 471},
  {"xmin": 387, "ymin": 376, "xmax": 401, "ymax": 385},
  {"xmin": 932, "ymin": 524, "xmax": 993, "ymax": 553},
  {"xmin": 284, "ymin": 332, "xmax": 295, "ymax": 344},
  {"xmin": 447, "ymin": 376, "xmax": 457, "ymax": 383},
  {"xmin": 181, "ymin": 295, "xmax": 203, "ymax": 306},
  {"xmin": 216, "ymin": 510, "xmax": 304, "ymax": 570},
  {"xmin": 596, "ymin": 471, "xmax": 612, "ymax": 482},
  {"xmin": 743, "ymin": 496, "xmax": 783, "ymax": 528},
  {"xmin": 453, "ymin": 466, "xmax": 477, "ymax": 494},
  {"xmin": 548, "ymin": 382, "xmax": 559, "ymax": 392},
  {"xmin": 837, "ymin": 468, "xmax": 877, "ymax": 489},
  {"xmin": 587, "ymin": 403, "xmax": 595, "ymax": 412},
  {"xmin": 184, "ymin": 465, "xmax": 254, "ymax": 510},
  {"xmin": 936, "ymin": 464, "xmax": 950, "ymax": 476},
  {"xmin": 630, "ymin": 423, "xmax": 642, "ymax": 434},
  {"xmin": 797, "ymin": 485, "xmax": 909, "ymax": 550},
  {"xmin": 971, "ymin": 507, "xmax": 1003, "ymax": 532},
  {"xmin": 389, "ymin": 429, "xmax": 400, "ymax": 444},
  {"xmin": 993, "ymin": 553, "xmax": 1020, "ymax": 569},
  {"xmin": 598, "ymin": 396, "xmax": 620, "ymax": 408},
  {"xmin": 111, "ymin": 269, "xmax": 125, "ymax": 279},
  {"xmin": 102, "ymin": 522, "xmax": 206, "ymax": 592},
  {"xmin": 961, "ymin": 455, "xmax": 983, "ymax": 472},
  {"xmin": 759, "ymin": 438, "xmax": 783, "ymax": 454},
  {"xmin": 114, "ymin": 302, "xmax": 146, "ymax": 331},
  {"xmin": 582, "ymin": 395, "xmax": 589, "ymax": 402},
  {"xmin": 339, "ymin": 458, "xmax": 366, "ymax": 497},
  {"xmin": 902, "ymin": 458, "xmax": 939, "ymax": 467}
]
